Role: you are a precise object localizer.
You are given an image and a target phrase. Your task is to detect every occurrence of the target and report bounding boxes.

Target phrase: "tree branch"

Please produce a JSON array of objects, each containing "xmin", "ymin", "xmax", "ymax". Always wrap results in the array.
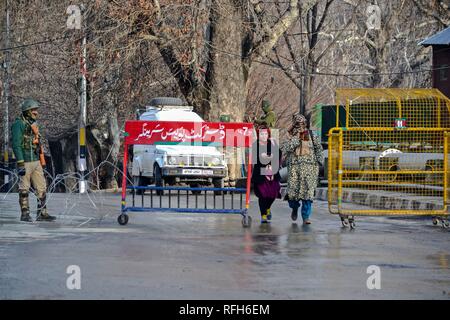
[
  {"xmin": 316, "ymin": 0, "xmax": 334, "ymax": 33},
  {"xmin": 315, "ymin": 14, "xmax": 354, "ymax": 64},
  {"xmin": 252, "ymin": 0, "xmax": 300, "ymax": 59},
  {"xmin": 411, "ymin": 0, "xmax": 449, "ymax": 27}
]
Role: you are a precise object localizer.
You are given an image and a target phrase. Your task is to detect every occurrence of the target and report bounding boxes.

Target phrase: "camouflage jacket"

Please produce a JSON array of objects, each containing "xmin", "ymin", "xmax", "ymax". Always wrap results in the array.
[
  {"xmin": 11, "ymin": 116, "xmax": 41, "ymax": 163},
  {"xmin": 255, "ymin": 110, "xmax": 276, "ymax": 128}
]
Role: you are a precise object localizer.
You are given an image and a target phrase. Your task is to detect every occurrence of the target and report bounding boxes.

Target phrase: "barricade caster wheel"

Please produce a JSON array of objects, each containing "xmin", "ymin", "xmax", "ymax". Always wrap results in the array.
[
  {"xmin": 118, "ymin": 214, "xmax": 129, "ymax": 226},
  {"xmin": 242, "ymin": 216, "xmax": 252, "ymax": 228}
]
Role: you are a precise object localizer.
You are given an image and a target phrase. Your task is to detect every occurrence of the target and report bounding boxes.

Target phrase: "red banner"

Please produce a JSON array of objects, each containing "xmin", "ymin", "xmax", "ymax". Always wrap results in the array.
[{"xmin": 124, "ymin": 121, "xmax": 253, "ymax": 147}]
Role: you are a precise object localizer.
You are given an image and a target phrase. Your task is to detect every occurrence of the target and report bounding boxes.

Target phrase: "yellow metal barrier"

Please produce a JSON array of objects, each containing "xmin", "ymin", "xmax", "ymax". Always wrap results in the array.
[
  {"xmin": 335, "ymin": 88, "xmax": 450, "ymax": 129},
  {"xmin": 327, "ymin": 89, "xmax": 450, "ymax": 227},
  {"xmin": 328, "ymin": 127, "xmax": 449, "ymax": 216}
]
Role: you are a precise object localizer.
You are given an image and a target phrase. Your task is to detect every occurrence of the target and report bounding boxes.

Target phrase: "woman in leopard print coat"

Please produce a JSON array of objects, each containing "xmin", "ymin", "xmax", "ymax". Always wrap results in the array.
[{"xmin": 281, "ymin": 113, "xmax": 323, "ymax": 224}]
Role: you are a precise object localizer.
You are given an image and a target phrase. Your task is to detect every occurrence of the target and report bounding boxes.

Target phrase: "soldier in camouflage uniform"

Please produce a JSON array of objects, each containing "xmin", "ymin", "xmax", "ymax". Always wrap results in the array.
[
  {"xmin": 255, "ymin": 100, "xmax": 276, "ymax": 129},
  {"xmin": 281, "ymin": 113, "xmax": 323, "ymax": 224},
  {"xmin": 11, "ymin": 99, "xmax": 56, "ymax": 222}
]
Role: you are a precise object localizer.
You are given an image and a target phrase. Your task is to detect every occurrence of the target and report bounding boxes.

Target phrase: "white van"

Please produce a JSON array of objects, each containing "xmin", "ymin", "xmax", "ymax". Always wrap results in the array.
[{"xmin": 131, "ymin": 98, "xmax": 227, "ymax": 194}]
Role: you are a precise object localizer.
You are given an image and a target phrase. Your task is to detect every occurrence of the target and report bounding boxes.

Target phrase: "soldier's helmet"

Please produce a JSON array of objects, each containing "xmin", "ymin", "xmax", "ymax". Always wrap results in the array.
[{"xmin": 21, "ymin": 99, "xmax": 40, "ymax": 113}]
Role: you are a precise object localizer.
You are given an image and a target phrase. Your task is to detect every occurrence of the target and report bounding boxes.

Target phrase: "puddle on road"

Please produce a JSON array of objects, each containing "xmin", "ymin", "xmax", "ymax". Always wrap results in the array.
[
  {"xmin": 0, "ymin": 212, "xmax": 145, "ymax": 246},
  {"xmin": 376, "ymin": 263, "xmax": 419, "ymax": 269},
  {"xmin": 239, "ymin": 223, "xmax": 327, "ymax": 263}
]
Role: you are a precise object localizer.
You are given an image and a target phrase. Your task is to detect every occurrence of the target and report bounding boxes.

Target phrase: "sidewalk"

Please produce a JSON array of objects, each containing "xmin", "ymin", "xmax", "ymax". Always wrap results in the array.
[
  {"xmin": 281, "ymin": 184, "xmax": 448, "ymax": 212},
  {"xmin": 316, "ymin": 187, "xmax": 447, "ymax": 212}
]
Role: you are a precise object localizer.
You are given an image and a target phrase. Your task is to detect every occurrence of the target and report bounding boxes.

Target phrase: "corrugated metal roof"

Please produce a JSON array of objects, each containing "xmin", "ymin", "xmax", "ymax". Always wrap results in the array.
[{"xmin": 419, "ymin": 26, "xmax": 450, "ymax": 46}]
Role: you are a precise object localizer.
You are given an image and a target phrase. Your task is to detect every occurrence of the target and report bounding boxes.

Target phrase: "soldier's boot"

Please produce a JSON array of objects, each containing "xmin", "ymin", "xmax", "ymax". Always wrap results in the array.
[
  {"xmin": 36, "ymin": 194, "xmax": 56, "ymax": 221},
  {"xmin": 19, "ymin": 191, "xmax": 33, "ymax": 222}
]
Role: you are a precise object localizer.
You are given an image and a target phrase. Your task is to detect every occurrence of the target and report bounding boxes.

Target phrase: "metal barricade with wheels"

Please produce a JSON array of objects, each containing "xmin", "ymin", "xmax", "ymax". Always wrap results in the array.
[
  {"xmin": 329, "ymin": 88, "xmax": 450, "ymax": 229},
  {"xmin": 119, "ymin": 186, "xmax": 251, "ymax": 227},
  {"xmin": 119, "ymin": 120, "xmax": 254, "ymax": 228}
]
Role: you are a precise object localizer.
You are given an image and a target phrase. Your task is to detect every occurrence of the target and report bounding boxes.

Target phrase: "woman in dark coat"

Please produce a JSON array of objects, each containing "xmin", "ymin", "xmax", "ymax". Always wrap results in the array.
[{"xmin": 251, "ymin": 124, "xmax": 282, "ymax": 223}]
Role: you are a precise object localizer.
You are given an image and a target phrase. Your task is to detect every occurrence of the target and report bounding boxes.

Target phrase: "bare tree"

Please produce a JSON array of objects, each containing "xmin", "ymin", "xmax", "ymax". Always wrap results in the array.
[
  {"xmin": 411, "ymin": 0, "xmax": 449, "ymax": 28},
  {"xmin": 98, "ymin": 0, "xmax": 301, "ymax": 122},
  {"xmin": 336, "ymin": 0, "xmax": 449, "ymax": 88},
  {"xmin": 0, "ymin": 0, "xmax": 180, "ymax": 190},
  {"xmin": 2, "ymin": 0, "xmax": 448, "ymax": 190}
]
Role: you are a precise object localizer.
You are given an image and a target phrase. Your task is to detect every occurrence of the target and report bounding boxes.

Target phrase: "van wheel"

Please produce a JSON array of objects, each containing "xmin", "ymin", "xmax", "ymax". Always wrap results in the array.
[
  {"xmin": 133, "ymin": 175, "xmax": 148, "ymax": 195},
  {"xmin": 213, "ymin": 178, "xmax": 224, "ymax": 195},
  {"xmin": 154, "ymin": 165, "xmax": 164, "ymax": 195},
  {"xmin": 190, "ymin": 183, "xmax": 202, "ymax": 195}
]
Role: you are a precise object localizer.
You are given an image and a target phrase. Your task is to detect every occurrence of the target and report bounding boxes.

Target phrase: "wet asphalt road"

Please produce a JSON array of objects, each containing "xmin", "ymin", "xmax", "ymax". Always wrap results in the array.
[{"xmin": 0, "ymin": 192, "xmax": 449, "ymax": 300}]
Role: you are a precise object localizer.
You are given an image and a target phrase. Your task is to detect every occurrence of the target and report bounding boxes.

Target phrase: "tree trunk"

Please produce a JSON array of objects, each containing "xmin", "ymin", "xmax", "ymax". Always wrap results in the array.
[
  {"xmin": 188, "ymin": 0, "xmax": 247, "ymax": 184},
  {"xmin": 89, "ymin": 108, "xmax": 120, "ymax": 190},
  {"xmin": 157, "ymin": 0, "xmax": 299, "ymax": 184},
  {"xmin": 59, "ymin": 135, "xmax": 78, "ymax": 192},
  {"xmin": 200, "ymin": 0, "xmax": 246, "ymax": 122},
  {"xmin": 212, "ymin": 1, "xmax": 246, "ymax": 183}
]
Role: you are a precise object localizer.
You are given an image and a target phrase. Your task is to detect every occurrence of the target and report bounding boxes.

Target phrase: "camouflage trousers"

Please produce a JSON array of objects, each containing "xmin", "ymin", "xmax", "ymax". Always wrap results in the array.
[{"xmin": 18, "ymin": 161, "xmax": 48, "ymax": 216}]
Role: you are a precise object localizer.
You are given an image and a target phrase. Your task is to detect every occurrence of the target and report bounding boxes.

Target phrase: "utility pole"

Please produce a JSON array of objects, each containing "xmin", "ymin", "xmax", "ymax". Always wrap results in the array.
[
  {"xmin": 299, "ymin": 4, "xmax": 305, "ymax": 115},
  {"xmin": 2, "ymin": 0, "xmax": 11, "ymax": 190},
  {"xmin": 78, "ymin": 4, "xmax": 87, "ymax": 194}
]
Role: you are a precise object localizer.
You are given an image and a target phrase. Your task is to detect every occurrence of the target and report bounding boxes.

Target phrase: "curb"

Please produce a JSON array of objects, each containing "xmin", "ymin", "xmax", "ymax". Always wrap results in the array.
[
  {"xmin": 280, "ymin": 186, "xmax": 446, "ymax": 211},
  {"xmin": 314, "ymin": 187, "xmax": 446, "ymax": 211}
]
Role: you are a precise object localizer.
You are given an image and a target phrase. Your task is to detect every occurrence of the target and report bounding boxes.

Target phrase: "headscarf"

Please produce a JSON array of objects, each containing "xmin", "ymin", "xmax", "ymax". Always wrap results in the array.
[
  {"xmin": 255, "ymin": 123, "xmax": 272, "ymax": 147},
  {"xmin": 292, "ymin": 113, "xmax": 307, "ymax": 125},
  {"xmin": 288, "ymin": 113, "xmax": 308, "ymax": 138}
]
